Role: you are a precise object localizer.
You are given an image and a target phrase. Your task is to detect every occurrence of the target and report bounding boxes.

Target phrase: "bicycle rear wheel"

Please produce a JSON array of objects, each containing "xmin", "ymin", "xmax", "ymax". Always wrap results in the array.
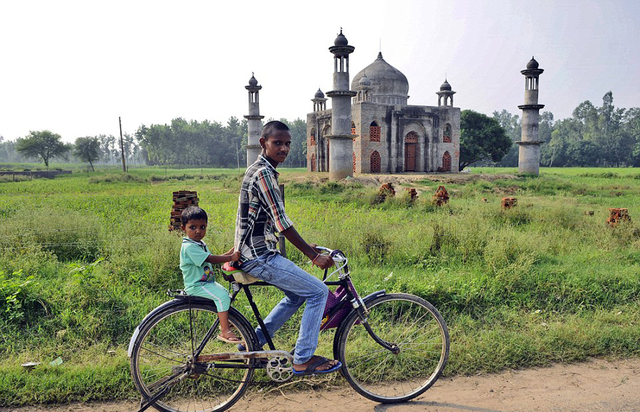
[
  {"xmin": 130, "ymin": 301, "xmax": 258, "ymax": 412},
  {"xmin": 336, "ymin": 293, "xmax": 449, "ymax": 403}
]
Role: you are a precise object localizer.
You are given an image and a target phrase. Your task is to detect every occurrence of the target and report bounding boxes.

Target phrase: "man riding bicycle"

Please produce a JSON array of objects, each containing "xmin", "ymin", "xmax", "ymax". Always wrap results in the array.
[{"xmin": 233, "ymin": 120, "xmax": 340, "ymax": 375}]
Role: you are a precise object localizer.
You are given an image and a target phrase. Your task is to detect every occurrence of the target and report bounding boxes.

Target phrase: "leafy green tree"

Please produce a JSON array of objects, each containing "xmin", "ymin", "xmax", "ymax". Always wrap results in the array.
[
  {"xmin": 459, "ymin": 110, "xmax": 511, "ymax": 170},
  {"xmin": 282, "ymin": 118, "xmax": 307, "ymax": 168},
  {"xmin": 73, "ymin": 137, "xmax": 102, "ymax": 171},
  {"xmin": 16, "ymin": 130, "xmax": 69, "ymax": 168},
  {"xmin": 492, "ymin": 110, "xmax": 521, "ymax": 167},
  {"xmin": 623, "ymin": 107, "xmax": 640, "ymax": 166}
]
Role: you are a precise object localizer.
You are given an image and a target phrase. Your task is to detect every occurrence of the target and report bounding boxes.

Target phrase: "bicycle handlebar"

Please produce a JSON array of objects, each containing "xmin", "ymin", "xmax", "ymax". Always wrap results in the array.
[{"xmin": 313, "ymin": 246, "xmax": 349, "ymax": 281}]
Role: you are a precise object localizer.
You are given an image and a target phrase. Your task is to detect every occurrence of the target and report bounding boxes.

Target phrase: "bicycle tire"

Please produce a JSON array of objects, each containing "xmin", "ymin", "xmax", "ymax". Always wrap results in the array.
[
  {"xmin": 130, "ymin": 300, "xmax": 258, "ymax": 412},
  {"xmin": 335, "ymin": 293, "xmax": 449, "ymax": 403}
]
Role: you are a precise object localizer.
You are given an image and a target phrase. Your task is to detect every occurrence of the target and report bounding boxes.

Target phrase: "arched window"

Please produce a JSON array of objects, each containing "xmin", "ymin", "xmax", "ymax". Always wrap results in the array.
[
  {"xmin": 351, "ymin": 121, "xmax": 356, "ymax": 136},
  {"xmin": 311, "ymin": 153, "xmax": 316, "ymax": 172},
  {"xmin": 353, "ymin": 152, "xmax": 356, "ymax": 172},
  {"xmin": 442, "ymin": 151, "xmax": 452, "ymax": 172},
  {"xmin": 370, "ymin": 151, "xmax": 381, "ymax": 173},
  {"xmin": 443, "ymin": 124, "xmax": 452, "ymax": 143},
  {"xmin": 370, "ymin": 121, "xmax": 381, "ymax": 142},
  {"xmin": 310, "ymin": 128, "xmax": 316, "ymax": 146}
]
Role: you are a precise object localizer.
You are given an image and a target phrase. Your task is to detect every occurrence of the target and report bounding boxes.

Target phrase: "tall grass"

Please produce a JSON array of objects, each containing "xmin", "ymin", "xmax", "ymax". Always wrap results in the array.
[{"xmin": 0, "ymin": 167, "xmax": 639, "ymax": 405}]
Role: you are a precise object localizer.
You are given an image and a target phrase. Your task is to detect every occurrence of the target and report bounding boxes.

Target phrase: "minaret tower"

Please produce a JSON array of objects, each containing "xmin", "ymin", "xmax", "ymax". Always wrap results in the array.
[
  {"xmin": 326, "ymin": 29, "xmax": 357, "ymax": 181},
  {"xmin": 436, "ymin": 79, "xmax": 456, "ymax": 107},
  {"xmin": 245, "ymin": 73, "xmax": 264, "ymax": 166},
  {"xmin": 517, "ymin": 57, "xmax": 544, "ymax": 175},
  {"xmin": 312, "ymin": 88, "xmax": 327, "ymax": 112}
]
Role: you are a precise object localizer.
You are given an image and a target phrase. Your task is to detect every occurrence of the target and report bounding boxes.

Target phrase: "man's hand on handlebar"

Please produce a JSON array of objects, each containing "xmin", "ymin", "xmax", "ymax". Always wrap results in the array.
[
  {"xmin": 312, "ymin": 253, "xmax": 334, "ymax": 270},
  {"xmin": 309, "ymin": 245, "xmax": 334, "ymax": 269}
]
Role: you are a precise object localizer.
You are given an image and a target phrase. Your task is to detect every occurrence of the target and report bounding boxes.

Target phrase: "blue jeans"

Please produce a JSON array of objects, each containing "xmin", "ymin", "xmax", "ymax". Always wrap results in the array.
[{"xmin": 239, "ymin": 252, "xmax": 329, "ymax": 365}]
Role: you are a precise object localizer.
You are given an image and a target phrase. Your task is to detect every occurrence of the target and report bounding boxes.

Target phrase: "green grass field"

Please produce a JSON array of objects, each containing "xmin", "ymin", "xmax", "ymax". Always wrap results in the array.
[{"xmin": 1, "ymin": 166, "xmax": 639, "ymax": 405}]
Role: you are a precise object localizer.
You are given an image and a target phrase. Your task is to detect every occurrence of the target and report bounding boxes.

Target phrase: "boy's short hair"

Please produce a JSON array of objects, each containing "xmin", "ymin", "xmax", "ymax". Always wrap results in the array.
[
  {"xmin": 261, "ymin": 120, "xmax": 290, "ymax": 140},
  {"xmin": 181, "ymin": 206, "xmax": 208, "ymax": 226}
]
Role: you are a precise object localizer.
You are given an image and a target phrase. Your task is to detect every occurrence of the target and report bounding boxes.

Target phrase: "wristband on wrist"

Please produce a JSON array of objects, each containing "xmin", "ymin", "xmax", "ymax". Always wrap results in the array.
[{"xmin": 311, "ymin": 254, "xmax": 321, "ymax": 265}]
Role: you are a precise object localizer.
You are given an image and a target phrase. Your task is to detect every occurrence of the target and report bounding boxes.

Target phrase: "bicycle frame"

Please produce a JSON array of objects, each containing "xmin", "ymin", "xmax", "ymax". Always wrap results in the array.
[{"xmin": 177, "ymin": 248, "xmax": 390, "ymax": 369}]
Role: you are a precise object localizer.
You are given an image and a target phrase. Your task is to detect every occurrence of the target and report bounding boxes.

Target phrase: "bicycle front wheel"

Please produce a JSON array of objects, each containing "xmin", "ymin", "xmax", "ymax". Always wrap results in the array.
[
  {"xmin": 336, "ymin": 293, "xmax": 449, "ymax": 403},
  {"xmin": 130, "ymin": 301, "xmax": 258, "ymax": 412}
]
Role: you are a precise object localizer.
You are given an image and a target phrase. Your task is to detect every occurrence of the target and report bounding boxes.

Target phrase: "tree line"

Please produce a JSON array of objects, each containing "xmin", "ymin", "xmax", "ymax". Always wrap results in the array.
[
  {"xmin": 2, "ymin": 91, "xmax": 638, "ymax": 170},
  {"xmin": 492, "ymin": 91, "xmax": 640, "ymax": 167},
  {"xmin": 1, "ymin": 117, "xmax": 307, "ymax": 170}
]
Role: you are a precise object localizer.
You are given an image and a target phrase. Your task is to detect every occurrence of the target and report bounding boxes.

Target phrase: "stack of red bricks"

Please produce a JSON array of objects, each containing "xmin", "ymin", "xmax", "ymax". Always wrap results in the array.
[
  {"xmin": 170, "ymin": 191, "xmax": 199, "ymax": 231},
  {"xmin": 606, "ymin": 208, "xmax": 631, "ymax": 227},
  {"xmin": 433, "ymin": 186, "xmax": 449, "ymax": 206},
  {"xmin": 406, "ymin": 188, "xmax": 418, "ymax": 203},
  {"xmin": 501, "ymin": 197, "xmax": 518, "ymax": 210},
  {"xmin": 377, "ymin": 183, "xmax": 396, "ymax": 203}
]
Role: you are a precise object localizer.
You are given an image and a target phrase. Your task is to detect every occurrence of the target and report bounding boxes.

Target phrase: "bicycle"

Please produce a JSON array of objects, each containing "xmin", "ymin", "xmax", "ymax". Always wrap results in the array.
[{"xmin": 128, "ymin": 247, "xmax": 450, "ymax": 412}]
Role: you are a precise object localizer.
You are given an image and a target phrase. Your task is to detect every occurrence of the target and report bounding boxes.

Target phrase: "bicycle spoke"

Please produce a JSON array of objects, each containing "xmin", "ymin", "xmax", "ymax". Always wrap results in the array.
[
  {"xmin": 130, "ymin": 302, "xmax": 256, "ymax": 412},
  {"xmin": 338, "ymin": 294, "xmax": 449, "ymax": 403}
]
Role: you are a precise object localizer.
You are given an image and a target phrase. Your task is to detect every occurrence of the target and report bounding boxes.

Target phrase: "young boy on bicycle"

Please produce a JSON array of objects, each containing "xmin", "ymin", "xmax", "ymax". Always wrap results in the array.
[
  {"xmin": 180, "ymin": 206, "xmax": 242, "ymax": 343},
  {"xmin": 234, "ymin": 120, "xmax": 340, "ymax": 375}
]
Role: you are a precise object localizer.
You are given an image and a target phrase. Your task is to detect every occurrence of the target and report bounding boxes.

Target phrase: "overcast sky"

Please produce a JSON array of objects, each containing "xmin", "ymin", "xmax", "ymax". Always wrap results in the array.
[{"xmin": 1, "ymin": 0, "xmax": 639, "ymax": 143}]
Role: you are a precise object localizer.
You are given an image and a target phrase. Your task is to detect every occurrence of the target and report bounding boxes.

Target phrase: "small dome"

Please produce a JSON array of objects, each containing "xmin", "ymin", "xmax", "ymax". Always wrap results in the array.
[
  {"xmin": 526, "ymin": 57, "xmax": 539, "ymax": 69},
  {"xmin": 314, "ymin": 88, "xmax": 325, "ymax": 99},
  {"xmin": 359, "ymin": 73, "xmax": 371, "ymax": 86},
  {"xmin": 440, "ymin": 79, "xmax": 452, "ymax": 91},
  {"xmin": 334, "ymin": 29, "xmax": 348, "ymax": 46},
  {"xmin": 248, "ymin": 73, "xmax": 258, "ymax": 86}
]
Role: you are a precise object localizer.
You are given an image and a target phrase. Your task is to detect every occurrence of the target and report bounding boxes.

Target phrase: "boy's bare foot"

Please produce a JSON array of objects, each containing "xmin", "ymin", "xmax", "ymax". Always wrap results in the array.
[{"xmin": 216, "ymin": 330, "xmax": 242, "ymax": 344}]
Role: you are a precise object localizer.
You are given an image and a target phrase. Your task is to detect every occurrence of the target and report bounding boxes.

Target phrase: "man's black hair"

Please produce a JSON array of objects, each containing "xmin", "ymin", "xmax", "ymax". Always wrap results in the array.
[
  {"xmin": 261, "ymin": 120, "xmax": 290, "ymax": 140},
  {"xmin": 181, "ymin": 206, "xmax": 208, "ymax": 226}
]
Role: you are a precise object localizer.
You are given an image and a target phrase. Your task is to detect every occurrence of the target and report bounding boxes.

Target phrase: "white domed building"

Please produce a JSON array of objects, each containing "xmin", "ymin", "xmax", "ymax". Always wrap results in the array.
[{"xmin": 307, "ymin": 42, "xmax": 460, "ymax": 174}]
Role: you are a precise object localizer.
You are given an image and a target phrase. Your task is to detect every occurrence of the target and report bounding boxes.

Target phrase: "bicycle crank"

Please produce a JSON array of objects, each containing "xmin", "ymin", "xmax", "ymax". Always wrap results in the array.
[{"xmin": 265, "ymin": 355, "xmax": 293, "ymax": 382}]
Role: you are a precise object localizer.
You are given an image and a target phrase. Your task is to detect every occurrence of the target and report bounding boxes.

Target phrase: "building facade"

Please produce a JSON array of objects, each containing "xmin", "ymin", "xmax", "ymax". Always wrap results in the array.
[{"xmin": 307, "ymin": 39, "xmax": 461, "ymax": 174}]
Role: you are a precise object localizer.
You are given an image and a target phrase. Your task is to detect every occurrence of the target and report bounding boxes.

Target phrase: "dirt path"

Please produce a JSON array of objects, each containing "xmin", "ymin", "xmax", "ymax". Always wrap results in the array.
[{"xmin": 3, "ymin": 358, "xmax": 639, "ymax": 412}]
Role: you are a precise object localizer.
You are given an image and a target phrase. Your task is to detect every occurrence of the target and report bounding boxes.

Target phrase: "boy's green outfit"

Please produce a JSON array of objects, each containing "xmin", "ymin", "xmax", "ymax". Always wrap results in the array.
[{"xmin": 180, "ymin": 237, "xmax": 230, "ymax": 312}]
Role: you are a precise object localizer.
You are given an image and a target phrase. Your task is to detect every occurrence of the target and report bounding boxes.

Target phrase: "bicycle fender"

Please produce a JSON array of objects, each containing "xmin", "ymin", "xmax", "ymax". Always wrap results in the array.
[
  {"xmin": 127, "ymin": 296, "xmax": 218, "ymax": 358},
  {"xmin": 362, "ymin": 289, "xmax": 386, "ymax": 306}
]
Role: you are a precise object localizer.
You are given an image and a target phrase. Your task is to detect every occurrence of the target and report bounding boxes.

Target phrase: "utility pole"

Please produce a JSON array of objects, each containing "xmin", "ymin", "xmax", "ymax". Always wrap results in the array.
[{"xmin": 119, "ymin": 116, "xmax": 127, "ymax": 172}]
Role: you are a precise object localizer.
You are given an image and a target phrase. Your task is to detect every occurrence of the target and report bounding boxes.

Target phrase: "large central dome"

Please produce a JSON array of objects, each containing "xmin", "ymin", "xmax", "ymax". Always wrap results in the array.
[{"xmin": 352, "ymin": 52, "xmax": 409, "ymax": 106}]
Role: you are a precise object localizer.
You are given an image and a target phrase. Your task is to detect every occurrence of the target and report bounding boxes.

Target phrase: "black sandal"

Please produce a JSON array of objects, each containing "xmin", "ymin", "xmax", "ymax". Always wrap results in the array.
[{"xmin": 292, "ymin": 355, "xmax": 342, "ymax": 376}]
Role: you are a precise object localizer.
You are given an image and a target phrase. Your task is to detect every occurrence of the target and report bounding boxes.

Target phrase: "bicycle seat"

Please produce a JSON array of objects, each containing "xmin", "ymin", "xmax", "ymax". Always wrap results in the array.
[{"xmin": 221, "ymin": 262, "xmax": 260, "ymax": 285}]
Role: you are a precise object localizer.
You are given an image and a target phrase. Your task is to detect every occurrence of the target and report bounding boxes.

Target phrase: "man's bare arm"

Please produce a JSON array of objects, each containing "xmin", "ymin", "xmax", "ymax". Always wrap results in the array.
[{"xmin": 281, "ymin": 226, "xmax": 334, "ymax": 270}]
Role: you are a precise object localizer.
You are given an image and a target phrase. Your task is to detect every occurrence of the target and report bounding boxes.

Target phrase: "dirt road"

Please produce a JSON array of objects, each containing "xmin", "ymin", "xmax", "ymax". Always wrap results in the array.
[{"xmin": 3, "ymin": 358, "xmax": 639, "ymax": 412}]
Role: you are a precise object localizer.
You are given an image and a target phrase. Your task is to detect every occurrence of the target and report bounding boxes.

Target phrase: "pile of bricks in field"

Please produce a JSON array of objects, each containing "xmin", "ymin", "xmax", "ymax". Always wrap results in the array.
[
  {"xmin": 170, "ymin": 191, "xmax": 199, "ymax": 231},
  {"xmin": 606, "ymin": 208, "xmax": 631, "ymax": 227},
  {"xmin": 501, "ymin": 197, "xmax": 518, "ymax": 210},
  {"xmin": 376, "ymin": 183, "xmax": 396, "ymax": 203},
  {"xmin": 406, "ymin": 188, "xmax": 418, "ymax": 203},
  {"xmin": 433, "ymin": 185, "xmax": 449, "ymax": 206}
]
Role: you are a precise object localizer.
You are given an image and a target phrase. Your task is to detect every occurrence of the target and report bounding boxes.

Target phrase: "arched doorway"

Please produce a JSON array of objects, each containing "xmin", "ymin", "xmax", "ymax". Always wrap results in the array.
[
  {"xmin": 404, "ymin": 132, "xmax": 418, "ymax": 172},
  {"xmin": 370, "ymin": 151, "xmax": 381, "ymax": 173},
  {"xmin": 442, "ymin": 151, "xmax": 451, "ymax": 172}
]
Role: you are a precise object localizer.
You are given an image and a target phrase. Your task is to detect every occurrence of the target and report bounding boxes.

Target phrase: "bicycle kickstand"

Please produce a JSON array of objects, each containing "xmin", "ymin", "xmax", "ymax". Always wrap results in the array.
[{"xmin": 136, "ymin": 384, "xmax": 170, "ymax": 412}]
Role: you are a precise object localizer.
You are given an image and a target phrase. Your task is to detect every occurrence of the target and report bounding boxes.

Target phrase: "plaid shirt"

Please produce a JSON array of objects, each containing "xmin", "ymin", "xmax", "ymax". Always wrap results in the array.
[{"xmin": 234, "ymin": 155, "xmax": 294, "ymax": 263}]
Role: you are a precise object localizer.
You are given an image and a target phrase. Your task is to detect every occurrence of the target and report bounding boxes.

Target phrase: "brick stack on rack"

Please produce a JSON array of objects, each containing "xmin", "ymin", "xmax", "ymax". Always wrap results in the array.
[
  {"xmin": 170, "ymin": 191, "xmax": 199, "ymax": 231},
  {"xmin": 433, "ymin": 186, "xmax": 449, "ymax": 206}
]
